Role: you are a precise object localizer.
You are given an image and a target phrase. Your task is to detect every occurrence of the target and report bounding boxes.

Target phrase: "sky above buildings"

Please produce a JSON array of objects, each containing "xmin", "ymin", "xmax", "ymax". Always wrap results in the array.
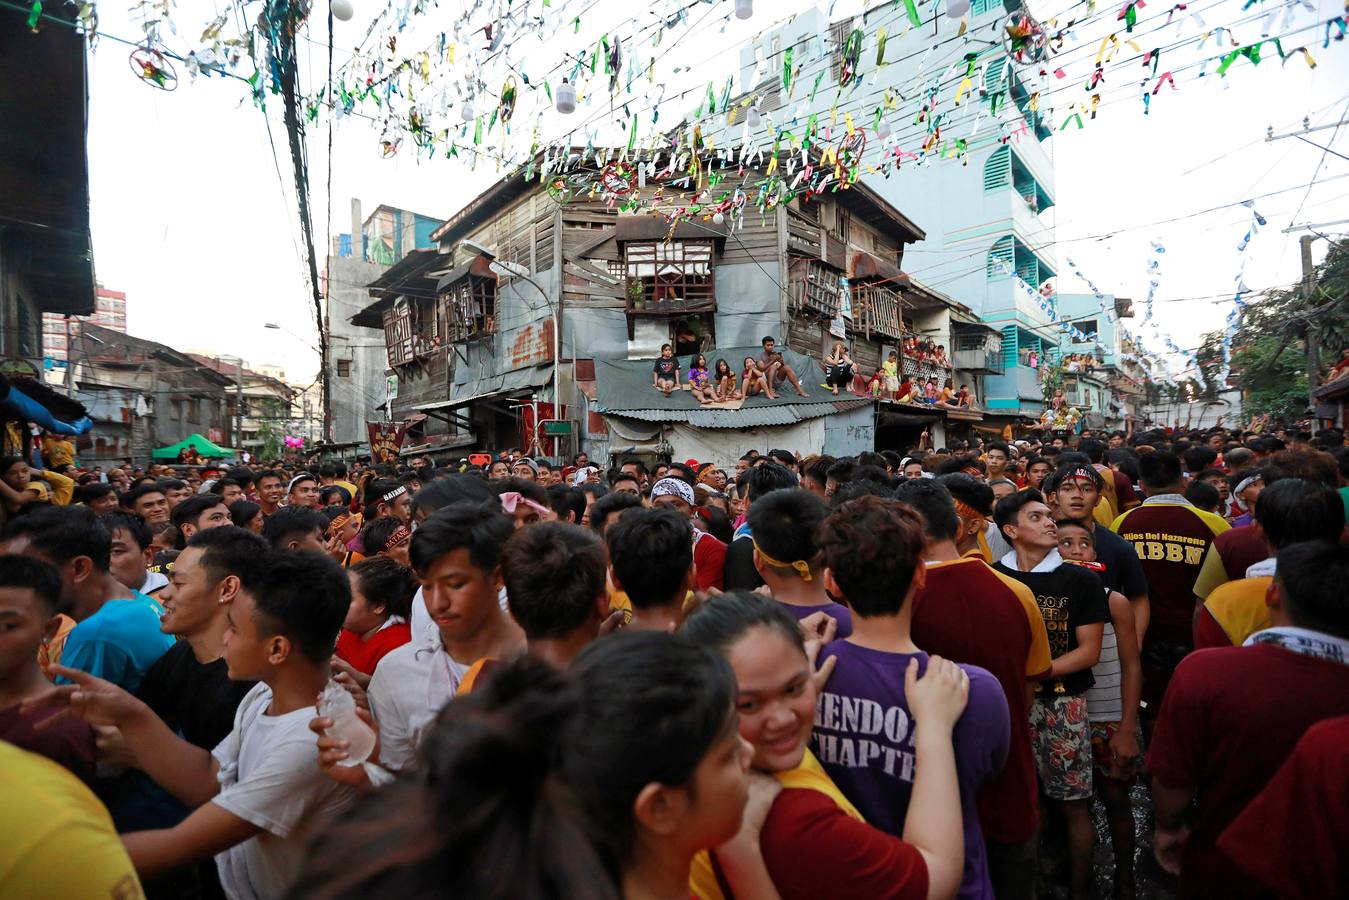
[{"xmin": 85, "ymin": 0, "xmax": 1349, "ymax": 385}]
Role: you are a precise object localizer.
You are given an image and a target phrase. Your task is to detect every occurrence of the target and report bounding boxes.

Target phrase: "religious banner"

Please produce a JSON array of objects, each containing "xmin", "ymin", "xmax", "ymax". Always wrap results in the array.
[{"xmin": 368, "ymin": 421, "xmax": 409, "ymax": 463}]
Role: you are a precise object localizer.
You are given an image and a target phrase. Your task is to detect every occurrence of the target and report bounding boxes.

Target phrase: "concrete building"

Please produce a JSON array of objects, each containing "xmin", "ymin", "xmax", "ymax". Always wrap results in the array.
[
  {"xmin": 42, "ymin": 286, "xmax": 127, "ymax": 368},
  {"xmin": 739, "ymin": 0, "xmax": 1062, "ymax": 425},
  {"xmin": 190, "ymin": 356, "xmax": 299, "ymax": 457},
  {"xmin": 324, "ymin": 200, "xmax": 441, "ymax": 446},
  {"xmin": 69, "ymin": 324, "xmax": 235, "ymax": 463},
  {"xmin": 1057, "ymin": 293, "xmax": 1154, "ymax": 431}
]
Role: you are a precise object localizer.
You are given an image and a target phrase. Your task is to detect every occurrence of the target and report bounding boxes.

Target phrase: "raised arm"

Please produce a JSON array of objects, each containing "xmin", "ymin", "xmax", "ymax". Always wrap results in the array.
[
  {"xmin": 31, "ymin": 665, "xmax": 222, "ymax": 807},
  {"xmin": 901, "ymin": 656, "xmax": 968, "ymax": 900}
]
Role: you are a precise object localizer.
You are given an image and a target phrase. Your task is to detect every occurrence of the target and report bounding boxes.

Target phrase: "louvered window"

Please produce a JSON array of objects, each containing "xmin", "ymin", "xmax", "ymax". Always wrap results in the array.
[
  {"xmin": 1000, "ymin": 325, "xmax": 1018, "ymax": 370},
  {"xmin": 984, "ymin": 146, "xmax": 1011, "ymax": 191}
]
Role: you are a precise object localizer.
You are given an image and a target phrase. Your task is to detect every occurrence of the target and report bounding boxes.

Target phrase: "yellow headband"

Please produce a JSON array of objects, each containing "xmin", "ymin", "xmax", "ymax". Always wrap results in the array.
[{"xmin": 751, "ymin": 536, "xmax": 816, "ymax": 582}]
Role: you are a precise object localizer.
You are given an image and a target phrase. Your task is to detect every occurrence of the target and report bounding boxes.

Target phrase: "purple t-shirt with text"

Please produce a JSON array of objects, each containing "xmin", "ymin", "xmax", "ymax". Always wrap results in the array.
[
  {"xmin": 776, "ymin": 599, "xmax": 853, "ymax": 638},
  {"xmin": 811, "ymin": 643, "xmax": 1010, "ymax": 900}
]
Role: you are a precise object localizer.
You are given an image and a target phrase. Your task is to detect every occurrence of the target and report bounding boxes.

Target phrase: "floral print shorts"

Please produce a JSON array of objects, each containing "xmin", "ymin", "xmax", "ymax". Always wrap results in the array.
[{"xmin": 1029, "ymin": 694, "xmax": 1092, "ymax": 800}]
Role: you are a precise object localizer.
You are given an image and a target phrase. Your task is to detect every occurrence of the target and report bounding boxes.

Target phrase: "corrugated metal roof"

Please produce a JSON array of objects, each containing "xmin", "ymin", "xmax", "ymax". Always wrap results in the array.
[
  {"xmin": 608, "ymin": 398, "xmax": 872, "ymax": 429},
  {"xmin": 596, "ymin": 347, "xmax": 877, "ymax": 429}
]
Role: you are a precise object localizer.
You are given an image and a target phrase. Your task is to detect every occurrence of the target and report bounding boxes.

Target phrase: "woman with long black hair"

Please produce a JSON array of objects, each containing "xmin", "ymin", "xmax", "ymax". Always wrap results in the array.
[{"xmin": 295, "ymin": 631, "xmax": 768, "ymax": 900}]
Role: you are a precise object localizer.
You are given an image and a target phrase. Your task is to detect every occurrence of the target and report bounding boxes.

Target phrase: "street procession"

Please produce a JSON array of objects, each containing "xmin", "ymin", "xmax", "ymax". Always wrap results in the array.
[{"xmin": 3, "ymin": 0, "xmax": 1349, "ymax": 897}]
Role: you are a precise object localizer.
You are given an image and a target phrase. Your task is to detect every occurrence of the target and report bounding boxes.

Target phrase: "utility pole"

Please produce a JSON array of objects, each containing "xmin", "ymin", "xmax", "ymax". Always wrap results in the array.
[
  {"xmin": 1300, "ymin": 234, "xmax": 1320, "ymax": 435},
  {"xmin": 235, "ymin": 358, "xmax": 245, "ymax": 452}
]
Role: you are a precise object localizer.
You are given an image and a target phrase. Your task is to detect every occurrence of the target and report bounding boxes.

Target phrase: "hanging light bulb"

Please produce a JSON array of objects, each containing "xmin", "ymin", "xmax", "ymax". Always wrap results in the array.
[
  {"xmin": 735, "ymin": 0, "xmax": 753, "ymax": 20},
  {"xmin": 712, "ymin": 211, "xmax": 726, "ymax": 225},
  {"xmin": 746, "ymin": 106, "xmax": 762, "ymax": 129},
  {"xmin": 946, "ymin": 0, "xmax": 970, "ymax": 18},
  {"xmin": 876, "ymin": 118, "xmax": 892, "ymax": 140},
  {"xmin": 556, "ymin": 78, "xmax": 577, "ymax": 114},
  {"xmin": 460, "ymin": 100, "xmax": 476, "ymax": 121},
  {"xmin": 330, "ymin": 0, "xmax": 354, "ymax": 20}
]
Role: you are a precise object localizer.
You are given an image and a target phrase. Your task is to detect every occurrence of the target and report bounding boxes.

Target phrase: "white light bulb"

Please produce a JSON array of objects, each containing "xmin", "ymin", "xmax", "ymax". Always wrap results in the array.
[
  {"xmin": 946, "ymin": 0, "xmax": 970, "ymax": 18},
  {"xmin": 556, "ymin": 78, "xmax": 577, "ymax": 115},
  {"xmin": 461, "ymin": 102, "xmax": 476, "ymax": 121},
  {"xmin": 746, "ymin": 107, "xmax": 762, "ymax": 128},
  {"xmin": 330, "ymin": 0, "xmax": 353, "ymax": 21},
  {"xmin": 735, "ymin": 0, "xmax": 753, "ymax": 20},
  {"xmin": 713, "ymin": 211, "xmax": 725, "ymax": 225},
  {"xmin": 876, "ymin": 119, "xmax": 892, "ymax": 140}
]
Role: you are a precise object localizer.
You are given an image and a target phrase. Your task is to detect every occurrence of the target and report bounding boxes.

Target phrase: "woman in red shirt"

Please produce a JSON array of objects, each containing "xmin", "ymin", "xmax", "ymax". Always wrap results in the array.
[
  {"xmin": 681, "ymin": 592, "xmax": 968, "ymax": 900},
  {"xmin": 334, "ymin": 557, "xmax": 415, "ymax": 682}
]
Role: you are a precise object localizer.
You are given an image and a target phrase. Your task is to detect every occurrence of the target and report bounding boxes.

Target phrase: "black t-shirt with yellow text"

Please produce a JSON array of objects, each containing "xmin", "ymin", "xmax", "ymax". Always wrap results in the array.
[{"xmin": 993, "ymin": 561, "xmax": 1109, "ymax": 696}]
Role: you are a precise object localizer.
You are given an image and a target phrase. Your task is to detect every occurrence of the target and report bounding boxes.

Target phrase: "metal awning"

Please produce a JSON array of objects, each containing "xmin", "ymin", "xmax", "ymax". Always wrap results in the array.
[
  {"xmin": 944, "ymin": 407, "xmax": 985, "ymax": 422},
  {"xmin": 850, "ymin": 251, "xmax": 910, "ymax": 289},
  {"xmin": 434, "ymin": 255, "xmax": 496, "ymax": 291},
  {"xmin": 415, "ymin": 365, "xmax": 553, "ymax": 412}
]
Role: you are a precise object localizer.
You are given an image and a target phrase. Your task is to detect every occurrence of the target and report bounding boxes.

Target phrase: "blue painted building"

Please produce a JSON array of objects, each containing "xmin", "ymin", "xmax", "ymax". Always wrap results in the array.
[{"xmin": 739, "ymin": 0, "xmax": 1063, "ymax": 421}]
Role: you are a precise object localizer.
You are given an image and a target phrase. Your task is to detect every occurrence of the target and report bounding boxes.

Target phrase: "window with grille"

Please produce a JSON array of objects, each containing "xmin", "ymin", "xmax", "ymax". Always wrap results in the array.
[
  {"xmin": 789, "ymin": 260, "xmax": 843, "ymax": 318},
  {"xmin": 972, "ymin": 0, "xmax": 1002, "ymax": 17},
  {"xmin": 1070, "ymin": 319, "xmax": 1098, "ymax": 343},
  {"xmin": 987, "ymin": 236, "xmax": 1014, "ymax": 279},
  {"xmin": 829, "ymin": 19, "xmax": 854, "ymax": 83},
  {"xmin": 984, "ymin": 146, "xmax": 1011, "ymax": 191},
  {"xmin": 336, "ymin": 359, "xmax": 351, "ymax": 377},
  {"xmin": 624, "ymin": 240, "xmax": 716, "ymax": 314},
  {"xmin": 444, "ymin": 276, "xmax": 499, "ymax": 341}
]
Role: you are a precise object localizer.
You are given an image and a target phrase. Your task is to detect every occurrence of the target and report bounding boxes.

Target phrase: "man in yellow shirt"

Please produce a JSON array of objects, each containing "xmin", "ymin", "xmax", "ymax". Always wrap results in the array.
[
  {"xmin": 1195, "ymin": 479, "xmax": 1345, "ymax": 648},
  {"xmin": 0, "ymin": 741, "xmax": 145, "ymax": 899}
]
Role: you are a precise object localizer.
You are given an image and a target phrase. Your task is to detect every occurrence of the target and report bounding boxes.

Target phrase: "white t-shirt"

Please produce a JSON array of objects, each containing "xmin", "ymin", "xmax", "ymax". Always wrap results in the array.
[
  {"xmin": 211, "ymin": 683, "xmax": 356, "ymax": 900},
  {"xmin": 366, "ymin": 639, "xmax": 472, "ymax": 773}
]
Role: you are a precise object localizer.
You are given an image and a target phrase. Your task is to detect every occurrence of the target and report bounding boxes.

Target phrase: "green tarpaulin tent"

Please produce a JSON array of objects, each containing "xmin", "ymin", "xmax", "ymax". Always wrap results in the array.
[{"xmin": 151, "ymin": 433, "xmax": 235, "ymax": 460}]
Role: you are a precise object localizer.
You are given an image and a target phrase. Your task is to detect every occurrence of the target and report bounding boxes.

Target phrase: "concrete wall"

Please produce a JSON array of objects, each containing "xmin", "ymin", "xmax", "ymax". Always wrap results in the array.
[{"xmin": 326, "ymin": 252, "xmax": 390, "ymax": 443}]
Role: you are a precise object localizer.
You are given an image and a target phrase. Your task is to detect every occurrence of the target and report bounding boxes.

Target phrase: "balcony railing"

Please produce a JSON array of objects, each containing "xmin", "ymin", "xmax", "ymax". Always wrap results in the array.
[
  {"xmin": 953, "ymin": 347, "xmax": 1005, "ymax": 374},
  {"xmin": 851, "ymin": 283, "xmax": 904, "ymax": 340}
]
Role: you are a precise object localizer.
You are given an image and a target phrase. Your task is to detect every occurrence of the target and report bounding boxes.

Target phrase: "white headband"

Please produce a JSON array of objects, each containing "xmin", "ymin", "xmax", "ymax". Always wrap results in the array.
[
  {"xmin": 650, "ymin": 477, "xmax": 695, "ymax": 506},
  {"xmin": 286, "ymin": 473, "xmax": 315, "ymax": 494}
]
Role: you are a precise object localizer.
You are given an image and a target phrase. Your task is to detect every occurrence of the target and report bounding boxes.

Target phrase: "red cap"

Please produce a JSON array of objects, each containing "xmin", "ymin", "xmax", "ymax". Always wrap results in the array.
[{"xmin": 684, "ymin": 458, "xmax": 700, "ymax": 469}]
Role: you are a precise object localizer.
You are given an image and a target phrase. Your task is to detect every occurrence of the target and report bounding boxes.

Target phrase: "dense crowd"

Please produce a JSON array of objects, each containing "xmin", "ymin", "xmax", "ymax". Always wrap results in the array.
[{"xmin": 1, "ymin": 419, "xmax": 1347, "ymax": 900}]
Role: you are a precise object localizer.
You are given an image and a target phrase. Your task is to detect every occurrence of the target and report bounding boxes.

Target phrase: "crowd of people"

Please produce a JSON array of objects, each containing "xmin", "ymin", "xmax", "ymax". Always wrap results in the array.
[{"xmin": 1, "ymin": 418, "xmax": 1348, "ymax": 900}]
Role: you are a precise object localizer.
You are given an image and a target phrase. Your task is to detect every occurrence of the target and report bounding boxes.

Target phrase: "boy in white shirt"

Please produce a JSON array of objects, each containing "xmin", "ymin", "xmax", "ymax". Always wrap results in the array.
[
  {"xmin": 366, "ymin": 500, "xmax": 524, "ymax": 772},
  {"xmin": 33, "ymin": 547, "xmax": 356, "ymax": 900}
]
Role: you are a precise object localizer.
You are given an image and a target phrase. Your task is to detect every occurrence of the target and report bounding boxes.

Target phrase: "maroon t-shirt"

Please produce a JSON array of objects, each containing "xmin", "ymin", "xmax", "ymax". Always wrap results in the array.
[
  {"xmin": 759, "ymin": 788, "xmax": 929, "ymax": 900},
  {"xmin": 910, "ymin": 559, "xmax": 1043, "ymax": 844},
  {"xmin": 1218, "ymin": 715, "xmax": 1349, "ymax": 899},
  {"xmin": 1214, "ymin": 524, "xmax": 1267, "ymax": 582},
  {"xmin": 0, "ymin": 700, "xmax": 96, "ymax": 783},
  {"xmin": 693, "ymin": 531, "xmax": 726, "ymax": 592},
  {"xmin": 1147, "ymin": 645, "xmax": 1349, "ymax": 898},
  {"xmin": 1111, "ymin": 501, "xmax": 1226, "ymax": 645}
]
